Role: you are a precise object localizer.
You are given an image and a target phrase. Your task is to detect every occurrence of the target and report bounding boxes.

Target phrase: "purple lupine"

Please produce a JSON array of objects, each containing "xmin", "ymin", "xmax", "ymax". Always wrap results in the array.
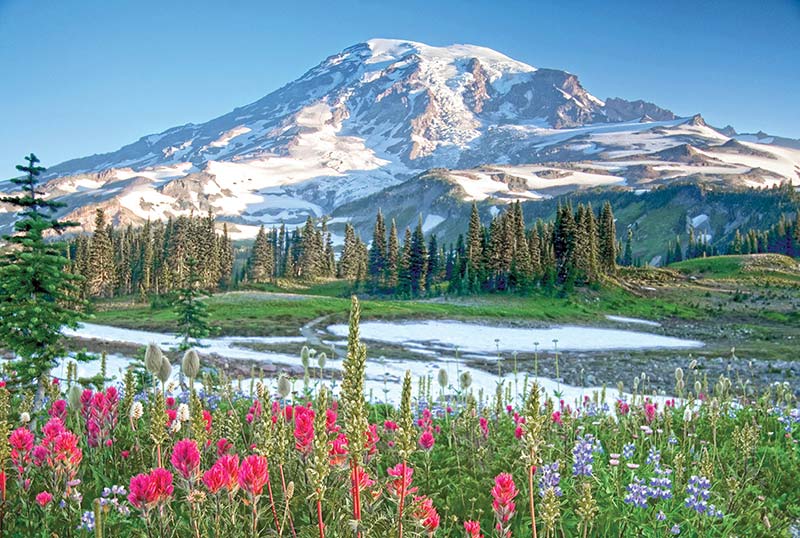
[
  {"xmin": 656, "ymin": 510, "xmax": 666, "ymax": 521},
  {"xmin": 684, "ymin": 475, "xmax": 712, "ymax": 514},
  {"xmin": 648, "ymin": 465, "xmax": 673, "ymax": 500},
  {"xmin": 670, "ymin": 524, "xmax": 681, "ymax": 535},
  {"xmin": 572, "ymin": 434, "xmax": 598, "ymax": 476},
  {"xmin": 622, "ymin": 442, "xmax": 635, "ymax": 459},
  {"xmin": 537, "ymin": 462, "xmax": 563, "ymax": 498},
  {"xmin": 624, "ymin": 476, "xmax": 649, "ymax": 508},
  {"xmin": 645, "ymin": 446, "xmax": 661, "ymax": 465}
]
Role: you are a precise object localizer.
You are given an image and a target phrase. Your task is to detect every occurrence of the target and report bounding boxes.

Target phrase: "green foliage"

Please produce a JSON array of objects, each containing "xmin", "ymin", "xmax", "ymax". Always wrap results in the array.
[{"xmin": 0, "ymin": 154, "xmax": 85, "ymax": 389}]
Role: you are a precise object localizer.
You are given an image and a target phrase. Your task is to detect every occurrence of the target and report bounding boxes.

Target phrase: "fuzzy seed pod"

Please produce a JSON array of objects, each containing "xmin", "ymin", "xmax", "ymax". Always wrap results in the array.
[
  {"xmin": 277, "ymin": 374, "xmax": 291, "ymax": 399},
  {"xmin": 317, "ymin": 352, "xmax": 327, "ymax": 370},
  {"xmin": 675, "ymin": 367, "xmax": 684, "ymax": 382},
  {"xmin": 68, "ymin": 384, "xmax": 83, "ymax": 410},
  {"xmin": 182, "ymin": 349, "xmax": 201, "ymax": 379},
  {"xmin": 459, "ymin": 371, "xmax": 472, "ymax": 391},
  {"xmin": 145, "ymin": 343, "xmax": 164, "ymax": 374},
  {"xmin": 694, "ymin": 381, "xmax": 702, "ymax": 395},
  {"xmin": 158, "ymin": 357, "xmax": 172, "ymax": 384},
  {"xmin": 437, "ymin": 368, "xmax": 448, "ymax": 389}
]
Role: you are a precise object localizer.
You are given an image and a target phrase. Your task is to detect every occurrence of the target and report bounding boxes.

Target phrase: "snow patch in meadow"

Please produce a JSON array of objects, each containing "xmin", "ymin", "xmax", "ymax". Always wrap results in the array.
[
  {"xmin": 327, "ymin": 320, "xmax": 700, "ymax": 353},
  {"xmin": 605, "ymin": 315, "xmax": 661, "ymax": 327},
  {"xmin": 61, "ymin": 323, "xmax": 677, "ymax": 409}
]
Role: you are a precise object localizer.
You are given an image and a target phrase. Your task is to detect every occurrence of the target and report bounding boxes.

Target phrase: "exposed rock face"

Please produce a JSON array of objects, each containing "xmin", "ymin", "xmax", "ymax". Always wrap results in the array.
[{"xmin": 603, "ymin": 97, "xmax": 677, "ymax": 123}]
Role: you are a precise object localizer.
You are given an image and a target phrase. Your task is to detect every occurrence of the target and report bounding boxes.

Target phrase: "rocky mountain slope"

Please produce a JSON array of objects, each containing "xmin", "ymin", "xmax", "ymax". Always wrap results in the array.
[{"xmin": 1, "ymin": 38, "xmax": 798, "ymax": 246}]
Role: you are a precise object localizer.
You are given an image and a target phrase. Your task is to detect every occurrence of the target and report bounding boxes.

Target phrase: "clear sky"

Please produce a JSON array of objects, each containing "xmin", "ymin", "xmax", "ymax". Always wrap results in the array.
[{"xmin": 1, "ymin": 0, "xmax": 798, "ymax": 177}]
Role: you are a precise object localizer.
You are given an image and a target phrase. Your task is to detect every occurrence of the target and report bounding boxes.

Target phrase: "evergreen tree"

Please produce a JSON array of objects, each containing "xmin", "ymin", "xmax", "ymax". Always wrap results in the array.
[
  {"xmin": 623, "ymin": 228, "xmax": 634, "ymax": 266},
  {"xmin": 298, "ymin": 216, "xmax": 323, "ymax": 279},
  {"xmin": 425, "ymin": 234, "xmax": 440, "ymax": 292},
  {"xmin": 598, "ymin": 201, "xmax": 617, "ymax": 274},
  {"xmin": 0, "ymin": 154, "xmax": 85, "ymax": 395},
  {"xmin": 398, "ymin": 228, "xmax": 413, "ymax": 295},
  {"xmin": 248, "ymin": 226, "xmax": 274, "ymax": 283},
  {"xmin": 368, "ymin": 209, "xmax": 387, "ymax": 286},
  {"xmin": 173, "ymin": 258, "xmax": 213, "ymax": 351},
  {"xmin": 408, "ymin": 217, "xmax": 428, "ymax": 295},
  {"xmin": 87, "ymin": 208, "xmax": 116, "ymax": 297},
  {"xmin": 467, "ymin": 202, "xmax": 483, "ymax": 272},
  {"xmin": 386, "ymin": 219, "xmax": 400, "ymax": 288}
]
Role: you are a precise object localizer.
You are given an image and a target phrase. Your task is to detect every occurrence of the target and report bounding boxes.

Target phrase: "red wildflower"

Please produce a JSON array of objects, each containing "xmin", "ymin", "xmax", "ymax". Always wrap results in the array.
[
  {"xmin": 170, "ymin": 439, "xmax": 201, "ymax": 480},
  {"xmin": 216, "ymin": 438, "xmax": 232, "ymax": 456},
  {"xmin": 128, "ymin": 472, "xmax": 155, "ymax": 509},
  {"xmin": 383, "ymin": 420, "xmax": 398, "ymax": 432},
  {"xmin": 552, "ymin": 411, "xmax": 563, "ymax": 426},
  {"xmin": 419, "ymin": 431, "xmax": 435, "ymax": 450},
  {"xmin": 9, "ymin": 427, "xmax": 34, "ymax": 471},
  {"xmin": 464, "ymin": 520, "xmax": 483, "ymax": 538},
  {"xmin": 326, "ymin": 407, "xmax": 340, "ymax": 433},
  {"xmin": 644, "ymin": 402, "xmax": 657, "ymax": 423},
  {"xmin": 238, "ymin": 454, "xmax": 269, "ymax": 496},
  {"xmin": 329, "ymin": 433, "xmax": 348, "ymax": 467},
  {"xmin": 202, "ymin": 465, "xmax": 226, "ymax": 494},
  {"xmin": 413, "ymin": 495, "xmax": 440, "ymax": 534},
  {"xmin": 35, "ymin": 491, "xmax": 53, "ymax": 507},
  {"xmin": 386, "ymin": 463, "xmax": 417, "ymax": 497},
  {"xmin": 49, "ymin": 400, "xmax": 67, "ymax": 421},
  {"xmin": 149, "ymin": 468, "xmax": 174, "ymax": 502},
  {"xmin": 203, "ymin": 410, "xmax": 212, "ymax": 432},
  {"xmin": 294, "ymin": 406, "xmax": 315, "ymax": 455},
  {"xmin": 216, "ymin": 454, "xmax": 240, "ymax": 491},
  {"xmin": 479, "ymin": 417, "xmax": 489, "ymax": 439},
  {"xmin": 491, "ymin": 473, "xmax": 518, "ymax": 528},
  {"xmin": 365, "ymin": 423, "xmax": 380, "ymax": 456}
]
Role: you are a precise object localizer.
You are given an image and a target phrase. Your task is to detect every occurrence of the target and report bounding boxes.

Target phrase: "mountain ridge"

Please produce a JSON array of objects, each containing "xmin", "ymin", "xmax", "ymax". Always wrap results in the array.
[{"xmin": 1, "ymin": 38, "xmax": 798, "ymax": 247}]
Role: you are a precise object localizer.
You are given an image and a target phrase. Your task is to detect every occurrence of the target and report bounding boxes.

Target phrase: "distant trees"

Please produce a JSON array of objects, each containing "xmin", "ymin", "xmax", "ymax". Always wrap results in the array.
[
  {"xmin": 726, "ymin": 212, "xmax": 800, "ymax": 258},
  {"xmin": 0, "ymin": 154, "xmax": 85, "ymax": 396},
  {"xmin": 69, "ymin": 198, "xmax": 630, "ymax": 299},
  {"xmin": 69, "ymin": 210, "xmax": 234, "ymax": 297}
]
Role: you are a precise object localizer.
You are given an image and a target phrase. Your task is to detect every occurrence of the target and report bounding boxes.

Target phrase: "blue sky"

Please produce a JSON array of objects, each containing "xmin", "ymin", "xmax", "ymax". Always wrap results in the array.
[{"xmin": 1, "ymin": 0, "xmax": 798, "ymax": 176}]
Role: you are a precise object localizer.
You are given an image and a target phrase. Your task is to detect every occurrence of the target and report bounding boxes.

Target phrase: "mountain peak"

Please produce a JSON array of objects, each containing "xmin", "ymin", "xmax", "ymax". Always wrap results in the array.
[{"xmin": 361, "ymin": 38, "xmax": 537, "ymax": 73}]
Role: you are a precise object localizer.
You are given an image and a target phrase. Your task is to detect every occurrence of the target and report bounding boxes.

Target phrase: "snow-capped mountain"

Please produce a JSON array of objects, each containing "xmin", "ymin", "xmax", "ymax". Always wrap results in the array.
[{"xmin": 1, "ymin": 38, "xmax": 798, "ymax": 239}]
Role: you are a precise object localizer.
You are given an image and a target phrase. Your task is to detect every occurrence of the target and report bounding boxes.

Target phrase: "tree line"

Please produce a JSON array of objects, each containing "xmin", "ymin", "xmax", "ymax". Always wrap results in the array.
[{"xmin": 68, "ymin": 201, "xmax": 627, "ymax": 298}]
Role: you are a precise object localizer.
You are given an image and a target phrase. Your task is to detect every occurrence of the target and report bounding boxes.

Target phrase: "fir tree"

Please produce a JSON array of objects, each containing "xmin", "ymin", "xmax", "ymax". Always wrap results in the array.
[
  {"xmin": 0, "ymin": 154, "xmax": 85, "ymax": 396},
  {"xmin": 598, "ymin": 201, "xmax": 617, "ymax": 274},
  {"xmin": 248, "ymin": 226, "xmax": 274, "ymax": 283},
  {"xmin": 368, "ymin": 209, "xmax": 387, "ymax": 286},
  {"xmin": 408, "ymin": 216, "xmax": 428, "ymax": 295},
  {"xmin": 386, "ymin": 219, "xmax": 400, "ymax": 288},
  {"xmin": 623, "ymin": 228, "xmax": 634, "ymax": 266},
  {"xmin": 87, "ymin": 208, "xmax": 116, "ymax": 297},
  {"xmin": 173, "ymin": 258, "xmax": 213, "ymax": 351},
  {"xmin": 467, "ymin": 202, "xmax": 483, "ymax": 272}
]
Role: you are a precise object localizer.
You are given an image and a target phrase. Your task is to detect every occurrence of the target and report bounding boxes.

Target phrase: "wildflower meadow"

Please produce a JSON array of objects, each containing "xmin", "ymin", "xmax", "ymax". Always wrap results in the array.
[{"xmin": 0, "ymin": 296, "xmax": 798, "ymax": 537}]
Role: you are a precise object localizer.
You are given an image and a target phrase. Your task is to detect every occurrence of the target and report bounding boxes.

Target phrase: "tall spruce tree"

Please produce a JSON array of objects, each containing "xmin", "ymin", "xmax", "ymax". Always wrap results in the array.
[
  {"xmin": 173, "ymin": 257, "xmax": 213, "ymax": 351},
  {"xmin": 598, "ymin": 201, "xmax": 617, "ymax": 274},
  {"xmin": 87, "ymin": 208, "xmax": 116, "ymax": 297},
  {"xmin": 386, "ymin": 219, "xmax": 400, "ymax": 288},
  {"xmin": 0, "ymin": 154, "xmax": 85, "ymax": 396},
  {"xmin": 467, "ymin": 202, "xmax": 483, "ymax": 272},
  {"xmin": 248, "ymin": 225, "xmax": 274, "ymax": 283},
  {"xmin": 408, "ymin": 217, "xmax": 428, "ymax": 295},
  {"xmin": 368, "ymin": 209, "xmax": 387, "ymax": 286}
]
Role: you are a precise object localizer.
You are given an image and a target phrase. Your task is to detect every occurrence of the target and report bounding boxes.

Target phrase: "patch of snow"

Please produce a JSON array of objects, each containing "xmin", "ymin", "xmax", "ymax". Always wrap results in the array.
[
  {"xmin": 327, "ymin": 320, "xmax": 702, "ymax": 354},
  {"xmin": 605, "ymin": 315, "xmax": 661, "ymax": 327}
]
